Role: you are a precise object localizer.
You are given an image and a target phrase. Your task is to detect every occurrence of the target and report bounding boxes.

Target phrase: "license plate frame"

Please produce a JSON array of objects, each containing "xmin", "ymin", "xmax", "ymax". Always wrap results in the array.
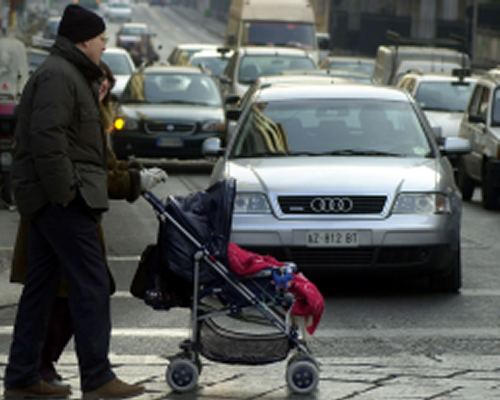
[
  {"xmin": 156, "ymin": 137, "xmax": 182, "ymax": 148},
  {"xmin": 306, "ymin": 230, "xmax": 360, "ymax": 247}
]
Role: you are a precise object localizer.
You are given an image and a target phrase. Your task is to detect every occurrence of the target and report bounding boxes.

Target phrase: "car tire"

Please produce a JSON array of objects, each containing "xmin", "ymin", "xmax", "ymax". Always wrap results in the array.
[
  {"xmin": 429, "ymin": 248, "xmax": 461, "ymax": 294},
  {"xmin": 481, "ymin": 161, "xmax": 500, "ymax": 210},
  {"xmin": 457, "ymin": 160, "xmax": 474, "ymax": 201}
]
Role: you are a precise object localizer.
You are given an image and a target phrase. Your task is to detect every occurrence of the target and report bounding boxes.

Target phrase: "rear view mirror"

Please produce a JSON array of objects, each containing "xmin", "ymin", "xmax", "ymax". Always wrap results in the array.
[
  {"xmin": 227, "ymin": 35, "xmax": 236, "ymax": 46},
  {"xmin": 224, "ymin": 95, "xmax": 240, "ymax": 106},
  {"xmin": 202, "ymin": 137, "xmax": 224, "ymax": 156},
  {"xmin": 226, "ymin": 109, "xmax": 241, "ymax": 121},
  {"xmin": 440, "ymin": 137, "xmax": 471, "ymax": 155}
]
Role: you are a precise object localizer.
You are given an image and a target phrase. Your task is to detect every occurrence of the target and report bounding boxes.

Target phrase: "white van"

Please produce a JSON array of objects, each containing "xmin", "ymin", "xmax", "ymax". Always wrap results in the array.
[{"xmin": 225, "ymin": 0, "xmax": 319, "ymax": 61}]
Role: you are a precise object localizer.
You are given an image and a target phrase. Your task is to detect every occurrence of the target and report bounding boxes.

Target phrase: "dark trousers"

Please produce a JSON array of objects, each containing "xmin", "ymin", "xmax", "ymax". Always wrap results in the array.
[
  {"xmin": 5, "ymin": 198, "xmax": 115, "ymax": 391},
  {"xmin": 40, "ymin": 297, "xmax": 74, "ymax": 381}
]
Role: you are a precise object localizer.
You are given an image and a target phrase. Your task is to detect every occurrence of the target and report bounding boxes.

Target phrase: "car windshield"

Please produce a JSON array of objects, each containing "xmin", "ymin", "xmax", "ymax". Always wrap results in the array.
[
  {"xmin": 244, "ymin": 22, "xmax": 316, "ymax": 49},
  {"xmin": 120, "ymin": 26, "xmax": 147, "ymax": 36},
  {"xmin": 110, "ymin": 3, "xmax": 130, "ymax": 8},
  {"xmin": 238, "ymin": 55, "xmax": 316, "ymax": 84},
  {"xmin": 121, "ymin": 72, "xmax": 222, "ymax": 106},
  {"xmin": 101, "ymin": 53, "xmax": 133, "ymax": 75},
  {"xmin": 230, "ymin": 99, "xmax": 432, "ymax": 158},
  {"xmin": 415, "ymin": 81, "xmax": 474, "ymax": 112},
  {"xmin": 190, "ymin": 56, "xmax": 229, "ymax": 77}
]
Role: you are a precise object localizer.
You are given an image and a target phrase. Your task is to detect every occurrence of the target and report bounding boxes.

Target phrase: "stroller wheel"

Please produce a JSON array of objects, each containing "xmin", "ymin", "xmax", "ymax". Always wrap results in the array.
[
  {"xmin": 166, "ymin": 357, "xmax": 199, "ymax": 393},
  {"xmin": 286, "ymin": 356, "xmax": 319, "ymax": 394}
]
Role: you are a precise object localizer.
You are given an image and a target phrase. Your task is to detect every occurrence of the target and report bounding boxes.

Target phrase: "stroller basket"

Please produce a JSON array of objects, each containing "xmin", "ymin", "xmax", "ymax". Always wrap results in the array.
[{"xmin": 199, "ymin": 318, "xmax": 291, "ymax": 365}]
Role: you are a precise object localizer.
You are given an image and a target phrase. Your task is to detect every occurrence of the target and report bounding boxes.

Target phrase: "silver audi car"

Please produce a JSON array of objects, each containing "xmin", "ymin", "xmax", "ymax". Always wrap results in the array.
[{"xmin": 203, "ymin": 83, "xmax": 470, "ymax": 292}]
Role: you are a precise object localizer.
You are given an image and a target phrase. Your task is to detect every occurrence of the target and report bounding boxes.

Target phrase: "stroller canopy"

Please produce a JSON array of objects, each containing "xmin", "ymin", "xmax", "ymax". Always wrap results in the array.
[{"xmin": 160, "ymin": 178, "xmax": 236, "ymax": 282}]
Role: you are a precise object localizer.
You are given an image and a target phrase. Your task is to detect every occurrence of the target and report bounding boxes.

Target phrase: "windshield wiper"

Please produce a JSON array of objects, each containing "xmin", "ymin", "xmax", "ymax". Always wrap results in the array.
[
  {"xmin": 314, "ymin": 149, "xmax": 407, "ymax": 157},
  {"xmin": 237, "ymin": 151, "xmax": 288, "ymax": 158}
]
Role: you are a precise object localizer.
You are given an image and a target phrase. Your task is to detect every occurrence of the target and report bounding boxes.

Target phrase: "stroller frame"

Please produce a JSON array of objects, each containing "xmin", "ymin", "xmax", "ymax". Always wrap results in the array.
[{"xmin": 143, "ymin": 191, "xmax": 320, "ymax": 394}]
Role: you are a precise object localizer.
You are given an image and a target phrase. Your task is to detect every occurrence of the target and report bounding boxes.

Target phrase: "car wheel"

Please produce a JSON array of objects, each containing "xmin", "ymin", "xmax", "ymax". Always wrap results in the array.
[
  {"xmin": 456, "ymin": 160, "xmax": 474, "ymax": 201},
  {"xmin": 429, "ymin": 248, "xmax": 461, "ymax": 294},
  {"xmin": 481, "ymin": 161, "xmax": 500, "ymax": 210}
]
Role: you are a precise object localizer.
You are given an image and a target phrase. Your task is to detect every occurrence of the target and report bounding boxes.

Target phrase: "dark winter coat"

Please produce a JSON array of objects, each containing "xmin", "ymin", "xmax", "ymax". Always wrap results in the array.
[
  {"xmin": 11, "ymin": 35, "xmax": 107, "ymax": 218},
  {"xmin": 10, "ymin": 148, "xmax": 142, "ymax": 294}
]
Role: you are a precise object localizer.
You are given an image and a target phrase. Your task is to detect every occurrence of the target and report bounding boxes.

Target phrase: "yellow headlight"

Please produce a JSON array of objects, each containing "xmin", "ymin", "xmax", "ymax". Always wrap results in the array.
[{"xmin": 114, "ymin": 118, "xmax": 125, "ymax": 131}]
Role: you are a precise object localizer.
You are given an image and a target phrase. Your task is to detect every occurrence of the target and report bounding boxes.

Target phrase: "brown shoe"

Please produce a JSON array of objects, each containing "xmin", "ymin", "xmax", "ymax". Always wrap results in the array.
[
  {"xmin": 82, "ymin": 378, "xmax": 145, "ymax": 399},
  {"xmin": 4, "ymin": 380, "xmax": 72, "ymax": 398}
]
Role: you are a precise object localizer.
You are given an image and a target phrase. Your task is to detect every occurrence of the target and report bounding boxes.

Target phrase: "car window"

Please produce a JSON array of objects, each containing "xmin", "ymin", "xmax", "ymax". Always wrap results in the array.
[
  {"xmin": 238, "ymin": 55, "xmax": 316, "ymax": 84},
  {"xmin": 491, "ymin": 87, "xmax": 500, "ymax": 126},
  {"xmin": 231, "ymin": 99, "xmax": 431, "ymax": 158},
  {"xmin": 101, "ymin": 53, "xmax": 133, "ymax": 75},
  {"xmin": 468, "ymin": 85, "xmax": 484, "ymax": 117},
  {"xmin": 243, "ymin": 22, "xmax": 315, "ymax": 49},
  {"xmin": 122, "ymin": 73, "xmax": 222, "ymax": 106},
  {"xmin": 478, "ymin": 86, "xmax": 491, "ymax": 120},
  {"xmin": 120, "ymin": 26, "xmax": 146, "ymax": 36},
  {"xmin": 414, "ymin": 81, "xmax": 474, "ymax": 112}
]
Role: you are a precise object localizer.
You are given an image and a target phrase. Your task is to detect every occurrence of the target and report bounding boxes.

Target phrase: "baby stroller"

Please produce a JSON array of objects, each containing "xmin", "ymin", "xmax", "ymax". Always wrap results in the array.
[{"xmin": 134, "ymin": 179, "xmax": 320, "ymax": 394}]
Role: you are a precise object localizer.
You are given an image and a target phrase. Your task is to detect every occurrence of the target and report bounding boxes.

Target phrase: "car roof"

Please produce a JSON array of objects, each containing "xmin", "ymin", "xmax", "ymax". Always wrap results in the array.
[
  {"xmin": 190, "ymin": 49, "xmax": 234, "ymax": 59},
  {"xmin": 238, "ymin": 46, "xmax": 311, "ymax": 56},
  {"xmin": 143, "ymin": 65, "xmax": 206, "ymax": 74},
  {"xmin": 400, "ymin": 72, "xmax": 478, "ymax": 83},
  {"xmin": 176, "ymin": 43, "xmax": 221, "ymax": 50},
  {"xmin": 120, "ymin": 22, "xmax": 147, "ymax": 28},
  {"xmin": 322, "ymin": 55, "xmax": 374, "ymax": 63},
  {"xmin": 383, "ymin": 45, "xmax": 465, "ymax": 56},
  {"xmin": 255, "ymin": 83, "xmax": 409, "ymax": 102},
  {"xmin": 255, "ymin": 74, "xmax": 351, "ymax": 86},
  {"xmin": 103, "ymin": 47, "xmax": 130, "ymax": 55}
]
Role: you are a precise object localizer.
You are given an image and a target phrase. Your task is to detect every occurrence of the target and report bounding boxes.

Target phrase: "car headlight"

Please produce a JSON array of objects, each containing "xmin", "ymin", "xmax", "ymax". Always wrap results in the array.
[
  {"xmin": 201, "ymin": 120, "xmax": 225, "ymax": 133},
  {"xmin": 392, "ymin": 193, "xmax": 451, "ymax": 214},
  {"xmin": 234, "ymin": 193, "xmax": 271, "ymax": 214},
  {"xmin": 113, "ymin": 117, "xmax": 139, "ymax": 131}
]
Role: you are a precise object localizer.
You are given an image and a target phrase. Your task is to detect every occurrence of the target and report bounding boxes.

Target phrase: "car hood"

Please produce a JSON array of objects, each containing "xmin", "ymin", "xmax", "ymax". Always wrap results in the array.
[
  {"xmin": 111, "ymin": 75, "xmax": 130, "ymax": 96},
  {"xmin": 120, "ymin": 104, "xmax": 224, "ymax": 121},
  {"xmin": 225, "ymin": 157, "xmax": 443, "ymax": 194},
  {"xmin": 424, "ymin": 110, "xmax": 463, "ymax": 137}
]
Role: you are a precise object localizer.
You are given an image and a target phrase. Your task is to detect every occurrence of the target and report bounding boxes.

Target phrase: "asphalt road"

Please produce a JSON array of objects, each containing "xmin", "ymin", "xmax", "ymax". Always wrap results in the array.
[{"xmin": 2, "ymin": 4, "xmax": 500, "ymax": 397}]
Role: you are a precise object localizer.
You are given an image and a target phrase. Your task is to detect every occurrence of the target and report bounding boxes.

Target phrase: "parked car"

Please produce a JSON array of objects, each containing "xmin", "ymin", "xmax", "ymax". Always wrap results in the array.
[
  {"xmin": 167, "ymin": 43, "xmax": 221, "ymax": 66},
  {"xmin": 101, "ymin": 47, "xmax": 136, "ymax": 97},
  {"xmin": 219, "ymin": 46, "xmax": 317, "ymax": 99},
  {"xmin": 105, "ymin": 1, "xmax": 132, "ymax": 22},
  {"xmin": 116, "ymin": 22, "xmax": 153, "ymax": 51},
  {"xmin": 457, "ymin": 68, "xmax": 500, "ymax": 209},
  {"xmin": 112, "ymin": 66, "xmax": 226, "ymax": 159},
  {"xmin": 32, "ymin": 16, "xmax": 60, "ymax": 49},
  {"xmin": 203, "ymin": 83, "xmax": 470, "ymax": 292}
]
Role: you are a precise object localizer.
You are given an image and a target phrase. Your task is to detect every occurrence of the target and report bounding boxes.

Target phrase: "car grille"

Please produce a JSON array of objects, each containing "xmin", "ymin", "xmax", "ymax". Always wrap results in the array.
[
  {"xmin": 278, "ymin": 195, "xmax": 386, "ymax": 214},
  {"xmin": 243, "ymin": 246, "xmax": 434, "ymax": 269},
  {"xmin": 145, "ymin": 122, "xmax": 196, "ymax": 135}
]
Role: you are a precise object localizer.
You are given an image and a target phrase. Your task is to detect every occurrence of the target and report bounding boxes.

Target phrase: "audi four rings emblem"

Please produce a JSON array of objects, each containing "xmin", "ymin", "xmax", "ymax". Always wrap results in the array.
[{"xmin": 310, "ymin": 197, "xmax": 354, "ymax": 213}]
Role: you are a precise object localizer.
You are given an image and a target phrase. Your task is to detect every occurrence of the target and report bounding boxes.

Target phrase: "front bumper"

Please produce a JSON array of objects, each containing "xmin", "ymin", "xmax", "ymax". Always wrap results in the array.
[
  {"xmin": 111, "ymin": 130, "xmax": 222, "ymax": 159},
  {"xmin": 230, "ymin": 213, "xmax": 459, "ymax": 272}
]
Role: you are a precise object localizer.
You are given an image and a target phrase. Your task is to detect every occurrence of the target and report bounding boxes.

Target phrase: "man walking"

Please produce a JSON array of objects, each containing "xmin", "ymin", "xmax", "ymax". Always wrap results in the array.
[{"xmin": 4, "ymin": 5, "xmax": 145, "ymax": 398}]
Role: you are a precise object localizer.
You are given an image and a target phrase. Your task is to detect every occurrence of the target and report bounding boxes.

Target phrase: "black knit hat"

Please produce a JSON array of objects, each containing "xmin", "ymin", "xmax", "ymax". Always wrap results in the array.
[{"xmin": 58, "ymin": 4, "xmax": 106, "ymax": 43}]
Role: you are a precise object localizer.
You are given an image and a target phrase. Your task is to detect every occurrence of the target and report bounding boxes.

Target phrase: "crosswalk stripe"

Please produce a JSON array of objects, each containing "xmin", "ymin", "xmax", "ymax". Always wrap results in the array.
[{"xmin": 0, "ymin": 326, "xmax": 499, "ymax": 339}]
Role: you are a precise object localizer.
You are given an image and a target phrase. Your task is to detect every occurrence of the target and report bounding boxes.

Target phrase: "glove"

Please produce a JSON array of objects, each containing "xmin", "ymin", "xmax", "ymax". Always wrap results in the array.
[{"xmin": 140, "ymin": 167, "xmax": 168, "ymax": 192}]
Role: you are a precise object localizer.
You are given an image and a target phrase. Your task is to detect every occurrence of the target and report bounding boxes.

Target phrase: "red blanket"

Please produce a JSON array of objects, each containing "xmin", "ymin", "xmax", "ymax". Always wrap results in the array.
[{"xmin": 227, "ymin": 242, "xmax": 324, "ymax": 334}]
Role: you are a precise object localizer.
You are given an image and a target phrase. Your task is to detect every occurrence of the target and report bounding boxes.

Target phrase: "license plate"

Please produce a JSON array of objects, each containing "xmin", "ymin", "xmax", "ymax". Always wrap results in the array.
[
  {"xmin": 306, "ymin": 230, "xmax": 359, "ymax": 247},
  {"xmin": 156, "ymin": 137, "xmax": 182, "ymax": 148}
]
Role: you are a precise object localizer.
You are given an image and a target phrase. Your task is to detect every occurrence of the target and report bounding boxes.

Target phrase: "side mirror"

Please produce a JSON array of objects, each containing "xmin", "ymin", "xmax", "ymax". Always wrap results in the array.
[
  {"xmin": 226, "ymin": 108, "xmax": 241, "ymax": 121},
  {"xmin": 202, "ymin": 137, "xmax": 224, "ymax": 156},
  {"xmin": 432, "ymin": 126, "xmax": 443, "ymax": 139},
  {"xmin": 224, "ymin": 94, "xmax": 240, "ymax": 106},
  {"xmin": 468, "ymin": 114, "xmax": 485, "ymax": 124},
  {"xmin": 441, "ymin": 137, "xmax": 471, "ymax": 155},
  {"xmin": 316, "ymin": 33, "xmax": 331, "ymax": 50}
]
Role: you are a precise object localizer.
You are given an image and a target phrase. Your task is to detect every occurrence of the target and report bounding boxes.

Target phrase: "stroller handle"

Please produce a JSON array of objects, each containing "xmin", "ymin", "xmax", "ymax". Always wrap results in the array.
[{"xmin": 142, "ymin": 191, "xmax": 167, "ymax": 214}]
